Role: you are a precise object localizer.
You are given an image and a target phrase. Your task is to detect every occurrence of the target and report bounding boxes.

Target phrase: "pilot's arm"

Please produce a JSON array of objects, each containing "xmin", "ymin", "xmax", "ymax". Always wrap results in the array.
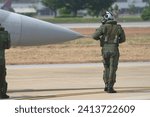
[
  {"xmin": 117, "ymin": 25, "xmax": 126, "ymax": 43},
  {"xmin": 92, "ymin": 25, "xmax": 104, "ymax": 40}
]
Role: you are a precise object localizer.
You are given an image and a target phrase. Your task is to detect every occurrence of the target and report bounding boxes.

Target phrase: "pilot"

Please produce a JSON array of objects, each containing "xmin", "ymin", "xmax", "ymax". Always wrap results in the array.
[
  {"xmin": 92, "ymin": 11, "xmax": 126, "ymax": 93},
  {"xmin": 0, "ymin": 24, "xmax": 11, "ymax": 99}
]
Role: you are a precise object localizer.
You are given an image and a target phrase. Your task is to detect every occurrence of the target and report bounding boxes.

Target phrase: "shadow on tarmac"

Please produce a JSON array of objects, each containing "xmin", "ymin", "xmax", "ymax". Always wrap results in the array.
[
  {"xmin": 8, "ymin": 87, "xmax": 150, "ymax": 100},
  {"xmin": 9, "ymin": 88, "xmax": 102, "ymax": 100}
]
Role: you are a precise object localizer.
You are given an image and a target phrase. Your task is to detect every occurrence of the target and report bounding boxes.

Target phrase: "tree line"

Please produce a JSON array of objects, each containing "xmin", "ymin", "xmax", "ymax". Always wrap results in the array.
[
  {"xmin": 42, "ymin": 0, "xmax": 116, "ymax": 17},
  {"xmin": 141, "ymin": 0, "xmax": 150, "ymax": 20}
]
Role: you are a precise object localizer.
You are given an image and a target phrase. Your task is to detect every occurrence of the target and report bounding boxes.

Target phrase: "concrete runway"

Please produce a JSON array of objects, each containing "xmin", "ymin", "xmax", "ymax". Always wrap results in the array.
[{"xmin": 6, "ymin": 62, "xmax": 150, "ymax": 100}]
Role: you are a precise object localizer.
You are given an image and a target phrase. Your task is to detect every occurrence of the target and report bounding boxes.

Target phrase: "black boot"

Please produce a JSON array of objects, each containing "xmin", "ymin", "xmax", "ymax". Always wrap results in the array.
[
  {"xmin": 107, "ymin": 87, "xmax": 117, "ymax": 93},
  {"xmin": 104, "ymin": 83, "xmax": 108, "ymax": 92},
  {"xmin": 0, "ymin": 94, "xmax": 9, "ymax": 99},
  {"xmin": 0, "ymin": 90, "xmax": 9, "ymax": 99},
  {"xmin": 107, "ymin": 83, "xmax": 117, "ymax": 93},
  {"xmin": 0, "ymin": 83, "xmax": 9, "ymax": 99}
]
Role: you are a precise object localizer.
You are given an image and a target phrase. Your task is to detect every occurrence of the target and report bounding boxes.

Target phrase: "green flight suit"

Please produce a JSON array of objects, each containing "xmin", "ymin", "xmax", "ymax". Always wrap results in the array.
[
  {"xmin": 0, "ymin": 27, "xmax": 11, "ymax": 98},
  {"xmin": 92, "ymin": 20, "xmax": 126, "ymax": 91}
]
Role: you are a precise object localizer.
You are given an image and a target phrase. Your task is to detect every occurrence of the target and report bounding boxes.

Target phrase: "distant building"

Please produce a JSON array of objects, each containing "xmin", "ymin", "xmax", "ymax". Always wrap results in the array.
[
  {"xmin": 0, "ymin": 0, "xmax": 53, "ymax": 16},
  {"xmin": 11, "ymin": 0, "xmax": 40, "ymax": 3},
  {"xmin": 113, "ymin": 0, "xmax": 148, "ymax": 14}
]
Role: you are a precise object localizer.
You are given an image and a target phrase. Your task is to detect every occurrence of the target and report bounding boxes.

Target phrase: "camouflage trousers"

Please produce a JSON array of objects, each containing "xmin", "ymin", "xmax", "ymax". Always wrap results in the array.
[
  {"xmin": 101, "ymin": 44, "xmax": 120, "ymax": 85},
  {"xmin": 0, "ymin": 65, "xmax": 7, "ymax": 95}
]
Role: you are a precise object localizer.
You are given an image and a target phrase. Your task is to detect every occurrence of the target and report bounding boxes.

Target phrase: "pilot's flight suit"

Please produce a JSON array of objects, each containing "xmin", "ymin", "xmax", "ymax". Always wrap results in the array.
[{"xmin": 92, "ymin": 20, "xmax": 126, "ymax": 93}]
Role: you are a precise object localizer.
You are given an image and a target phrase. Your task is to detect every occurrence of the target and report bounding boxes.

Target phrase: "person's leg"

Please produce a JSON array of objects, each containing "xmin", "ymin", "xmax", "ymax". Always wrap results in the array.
[
  {"xmin": 0, "ymin": 66, "xmax": 9, "ymax": 99},
  {"xmin": 0, "ymin": 65, "xmax": 3, "ymax": 98},
  {"xmin": 107, "ymin": 51, "xmax": 119, "ymax": 93},
  {"xmin": 102, "ymin": 50, "xmax": 110, "ymax": 91}
]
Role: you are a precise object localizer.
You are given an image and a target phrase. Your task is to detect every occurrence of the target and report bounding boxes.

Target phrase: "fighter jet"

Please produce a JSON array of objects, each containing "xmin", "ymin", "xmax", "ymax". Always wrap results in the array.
[{"xmin": 0, "ymin": 9, "xmax": 83, "ymax": 46}]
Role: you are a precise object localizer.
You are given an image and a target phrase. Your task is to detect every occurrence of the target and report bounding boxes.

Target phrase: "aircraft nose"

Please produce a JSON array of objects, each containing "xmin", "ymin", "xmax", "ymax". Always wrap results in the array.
[
  {"xmin": 0, "ymin": 9, "xmax": 84, "ymax": 46},
  {"xmin": 20, "ymin": 16, "xmax": 84, "ymax": 46},
  {"xmin": 49, "ymin": 23, "xmax": 84, "ymax": 41},
  {"xmin": 56, "ymin": 25, "xmax": 84, "ymax": 40}
]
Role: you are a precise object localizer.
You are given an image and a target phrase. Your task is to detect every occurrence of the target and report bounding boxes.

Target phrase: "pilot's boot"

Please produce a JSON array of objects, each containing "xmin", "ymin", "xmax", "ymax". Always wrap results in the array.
[
  {"xmin": 107, "ymin": 87, "xmax": 117, "ymax": 93},
  {"xmin": 107, "ymin": 83, "xmax": 117, "ymax": 93},
  {"xmin": 104, "ymin": 83, "xmax": 108, "ymax": 92}
]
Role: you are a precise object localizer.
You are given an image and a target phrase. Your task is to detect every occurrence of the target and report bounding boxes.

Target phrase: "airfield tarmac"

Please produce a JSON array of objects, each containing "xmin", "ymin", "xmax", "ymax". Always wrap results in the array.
[{"xmin": 7, "ymin": 62, "xmax": 150, "ymax": 100}]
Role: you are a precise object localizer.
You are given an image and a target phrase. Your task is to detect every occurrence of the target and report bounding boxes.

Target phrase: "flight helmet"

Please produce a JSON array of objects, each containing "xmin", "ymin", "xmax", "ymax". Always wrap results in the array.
[{"xmin": 103, "ymin": 11, "xmax": 114, "ymax": 20}]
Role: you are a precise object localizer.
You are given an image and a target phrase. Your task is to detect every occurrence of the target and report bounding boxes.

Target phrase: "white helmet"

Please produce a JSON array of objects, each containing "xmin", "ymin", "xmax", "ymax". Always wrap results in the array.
[{"xmin": 103, "ymin": 11, "xmax": 114, "ymax": 20}]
